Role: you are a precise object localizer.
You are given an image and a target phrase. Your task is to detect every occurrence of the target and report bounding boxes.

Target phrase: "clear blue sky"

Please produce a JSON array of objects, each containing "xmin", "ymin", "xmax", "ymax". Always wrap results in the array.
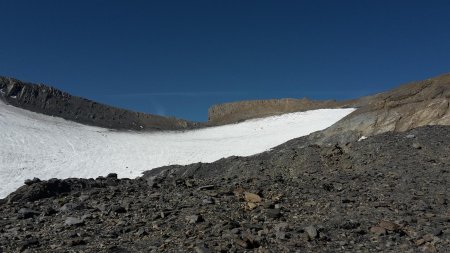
[{"xmin": 1, "ymin": 0, "xmax": 450, "ymax": 121}]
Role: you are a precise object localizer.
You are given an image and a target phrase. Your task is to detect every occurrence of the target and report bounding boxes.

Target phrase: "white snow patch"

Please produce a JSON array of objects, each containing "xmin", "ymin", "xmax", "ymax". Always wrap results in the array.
[
  {"xmin": 358, "ymin": 136, "xmax": 368, "ymax": 141},
  {"xmin": 0, "ymin": 101, "xmax": 355, "ymax": 198}
]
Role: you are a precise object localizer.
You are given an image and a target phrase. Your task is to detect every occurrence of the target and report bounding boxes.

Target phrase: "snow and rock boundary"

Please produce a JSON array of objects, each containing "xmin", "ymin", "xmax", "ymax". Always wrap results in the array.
[{"xmin": 0, "ymin": 100, "xmax": 355, "ymax": 198}]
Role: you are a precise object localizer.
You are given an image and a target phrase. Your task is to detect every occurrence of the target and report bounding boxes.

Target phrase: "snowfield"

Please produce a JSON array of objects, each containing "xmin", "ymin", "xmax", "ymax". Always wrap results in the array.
[{"xmin": 0, "ymin": 100, "xmax": 355, "ymax": 198}]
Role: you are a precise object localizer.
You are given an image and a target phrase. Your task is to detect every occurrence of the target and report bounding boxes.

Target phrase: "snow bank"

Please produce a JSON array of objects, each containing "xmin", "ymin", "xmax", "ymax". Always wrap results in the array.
[{"xmin": 0, "ymin": 101, "xmax": 355, "ymax": 198}]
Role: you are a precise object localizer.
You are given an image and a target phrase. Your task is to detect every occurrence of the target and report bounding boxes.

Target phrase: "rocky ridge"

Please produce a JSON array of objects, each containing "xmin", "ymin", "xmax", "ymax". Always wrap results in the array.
[
  {"xmin": 207, "ymin": 73, "xmax": 450, "ymax": 145},
  {"xmin": 0, "ymin": 77, "xmax": 202, "ymax": 131},
  {"xmin": 207, "ymin": 98, "xmax": 350, "ymax": 125},
  {"xmin": 2, "ymin": 73, "xmax": 450, "ymax": 139},
  {"xmin": 310, "ymin": 73, "xmax": 450, "ymax": 145},
  {"xmin": 1, "ymin": 125, "xmax": 449, "ymax": 252}
]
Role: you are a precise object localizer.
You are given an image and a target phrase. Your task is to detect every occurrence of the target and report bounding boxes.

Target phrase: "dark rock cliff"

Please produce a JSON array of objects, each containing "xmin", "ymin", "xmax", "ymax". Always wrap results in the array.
[{"xmin": 0, "ymin": 77, "xmax": 202, "ymax": 131}]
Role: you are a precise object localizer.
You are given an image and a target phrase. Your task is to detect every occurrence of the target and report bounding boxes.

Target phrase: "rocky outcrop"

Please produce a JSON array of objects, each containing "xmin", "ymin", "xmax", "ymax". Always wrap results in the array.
[
  {"xmin": 310, "ymin": 73, "xmax": 450, "ymax": 145},
  {"xmin": 0, "ymin": 77, "xmax": 202, "ymax": 131},
  {"xmin": 208, "ymin": 98, "xmax": 352, "ymax": 125}
]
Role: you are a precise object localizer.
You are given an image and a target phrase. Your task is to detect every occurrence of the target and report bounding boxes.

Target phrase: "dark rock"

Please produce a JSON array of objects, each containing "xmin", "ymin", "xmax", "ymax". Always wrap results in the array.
[
  {"xmin": 43, "ymin": 206, "xmax": 58, "ymax": 216},
  {"xmin": 136, "ymin": 227, "xmax": 148, "ymax": 236},
  {"xmin": 433, "ymin": 229, "xmax": 443, "ymax": 236},
  {"xmin": 340, "ymin": 220, "xmax": 360, "ymax": 230},
  {"xmin": 112, "ymin": 205, "xmax": 127, "ymax": 214},
  {"xmin": 107, "ymin": 246, "xmax": 134, "ymax": 253},
  {"xmin": 69, "ymin": 239, "xmax": 87, "ymax": 246},
  {"xmin": 264, "ymin": 209, "xmax": 281, "ymax": 219},
  {"xmin": 24, "ymin": 177, "xmax": 41, "ymax": 186},
  {"xmin": 8, "ymin": 178, "xmax": 71, "ymax": 202},
  {"xmin": 107, "ymin": 173, "xmax": 118, "ymax": 179},
  {"xmin": 18, "ymin": 208, "xmax": 40, "ymax": 219},
  {"xmin": 21, "ymin": 238, "xmax": 39, "ymax": 249}
]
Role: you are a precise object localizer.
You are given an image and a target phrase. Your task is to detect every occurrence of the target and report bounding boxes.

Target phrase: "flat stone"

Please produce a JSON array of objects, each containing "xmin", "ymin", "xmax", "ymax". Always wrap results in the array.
[
  {"xmin": 422, "ymin": 234, "xmax": 434, "ymax": 242},
  {"xmin": 60, "ymin": 203, "xmax": 79, "ymax": 212},
  {"xmin": 370, "ymin": 226, "xmax": 386, "ymax": 236},
  {"xmin": 198, "ymin": 185, "xmax": 215, "ymax": 190},
  {"xmin": 244, "ymin": 192, "xmax": 262, "ymax": 203},
  {"xmin": 378, "ymin": 220, "xmax": 400, "ymax": 231},
  {"xmin": 412, "ymin": 143, "xmax": 422, "ymax": 149},
  {"xmin": 415, "ymin": 239, "xmax": 425, "ymax": 246},
  {"xmin": 202, "ymin": 198, "xmax": 214, "ymax": 205},
  {"xmin": 304, "ymin": 225, "xmax": 318, "ymax": 240},
  {"xmin": 64, "ymin": 217, "xmax": 84, "ymax": 226},
  {"xmin": 18, "ymin": 208, "xmax": 40, "ymax": 219},
  {"xmin": 246, "ymin": 202, "xmax": 257, "ymax": 210}
]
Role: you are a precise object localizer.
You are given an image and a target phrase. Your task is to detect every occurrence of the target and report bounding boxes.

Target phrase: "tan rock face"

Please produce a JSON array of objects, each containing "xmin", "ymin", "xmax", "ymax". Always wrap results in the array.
[
  {"xmin": 310, "ymin": 73, "xmax": 450, "ymax": 144},
  {"xmin": 207, "ymin": 98, "xmax": 348, "ymax": 125},
  {"xmin": 207, "ymin": 73, "xmax": 450, "ymax": 143}
]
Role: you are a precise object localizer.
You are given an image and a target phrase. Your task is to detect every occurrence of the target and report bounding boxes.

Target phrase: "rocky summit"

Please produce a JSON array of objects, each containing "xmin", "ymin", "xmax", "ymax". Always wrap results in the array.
[{"xmin": 1, "ymin": 125, "xmax": 449, "ymax": 252}]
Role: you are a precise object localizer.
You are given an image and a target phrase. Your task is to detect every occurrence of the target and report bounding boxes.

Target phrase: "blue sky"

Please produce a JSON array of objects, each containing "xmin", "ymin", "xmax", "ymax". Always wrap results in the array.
[{"xmin": 1, "ymin": 0, "xmax": 450, "ymax": 121}]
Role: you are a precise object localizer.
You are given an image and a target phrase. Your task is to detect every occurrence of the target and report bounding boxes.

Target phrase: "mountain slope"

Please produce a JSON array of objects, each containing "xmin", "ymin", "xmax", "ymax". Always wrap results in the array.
[
  {"xmin": 1, "ymin": 73, "xmax": 450, "ymax": 252},
  {"xmin": 0, "ymin": 77, "xmax": 201, "ymax": 131},
  {"xmin": 1, "ymin": 125, "xmax": 448, "ymax": 252}
]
